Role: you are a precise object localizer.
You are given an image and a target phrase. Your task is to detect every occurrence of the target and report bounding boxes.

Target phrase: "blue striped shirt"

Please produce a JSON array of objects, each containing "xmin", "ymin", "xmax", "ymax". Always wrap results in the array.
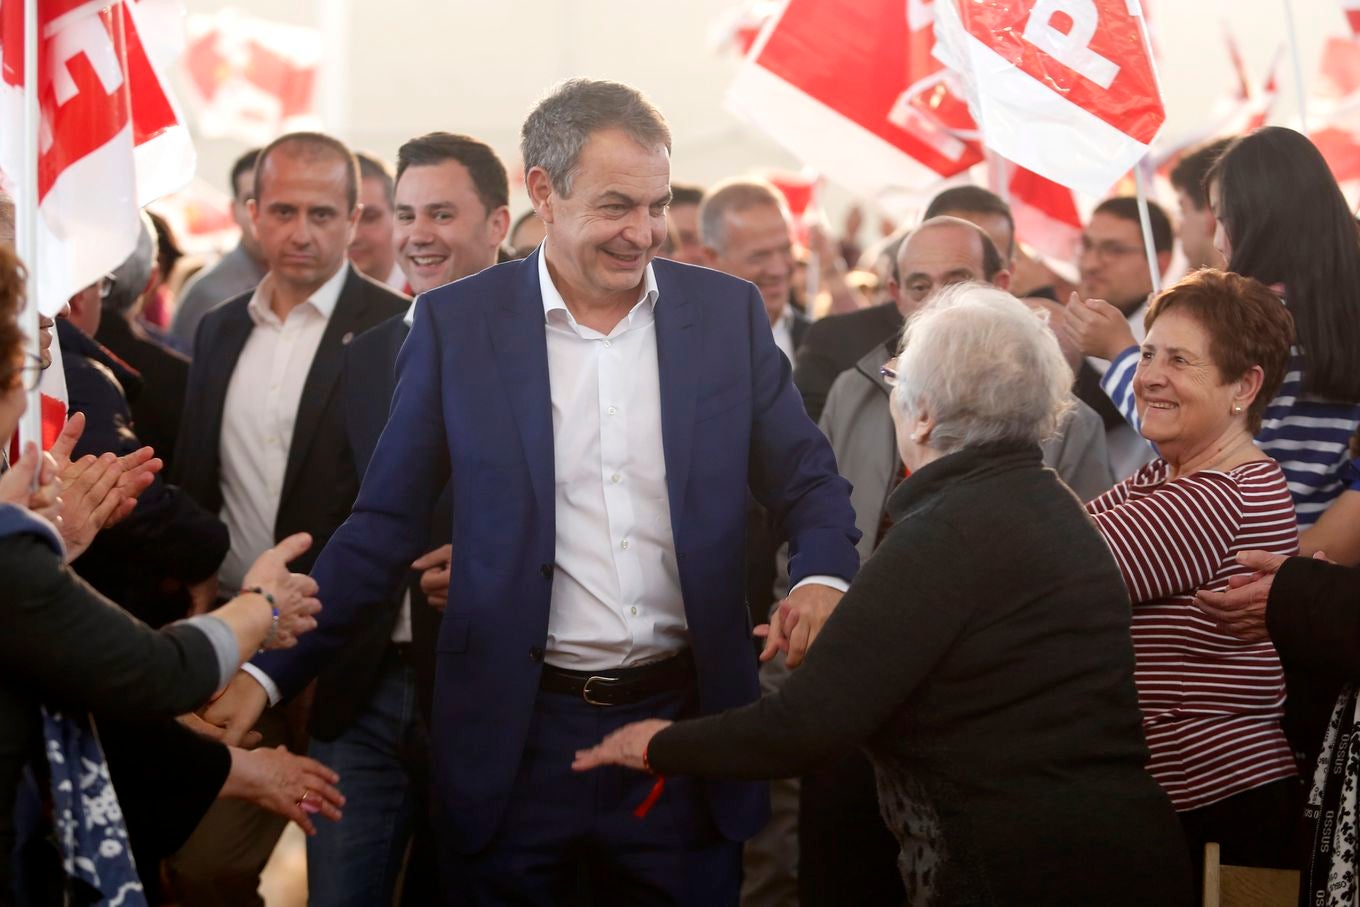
[{"xmin": 1101, "ymin": 346, "xmax": 1360, "ymax": 528}]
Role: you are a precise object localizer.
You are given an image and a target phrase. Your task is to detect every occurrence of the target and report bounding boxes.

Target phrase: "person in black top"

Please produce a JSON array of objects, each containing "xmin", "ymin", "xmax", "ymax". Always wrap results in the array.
[{"xmin": 576, "ymin": 283, "xmax": 1191, "ymax": 906}]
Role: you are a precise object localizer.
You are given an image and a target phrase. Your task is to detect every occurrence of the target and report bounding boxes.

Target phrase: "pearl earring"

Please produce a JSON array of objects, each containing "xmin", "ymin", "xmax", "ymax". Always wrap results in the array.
[{"xmin": 1232, "ymin": 405, "xmax": 1242, "ymax": 414}]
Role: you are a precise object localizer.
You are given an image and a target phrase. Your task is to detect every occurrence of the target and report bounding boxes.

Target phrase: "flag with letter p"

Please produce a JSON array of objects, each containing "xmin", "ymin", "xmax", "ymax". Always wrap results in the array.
[{"xmin": 933, "ymin": 0, "xmax": 1166, "ymax": 197}]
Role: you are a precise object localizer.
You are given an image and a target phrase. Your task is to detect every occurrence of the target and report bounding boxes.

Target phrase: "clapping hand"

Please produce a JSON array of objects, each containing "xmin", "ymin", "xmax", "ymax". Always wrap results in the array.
[
  {"xmin": 48, "ymin": 412, "xmax": 161, "ymax": 530},
  {"xmin": 1061, "ymin": 292, "xmax": 1138, "ymax": 362}
]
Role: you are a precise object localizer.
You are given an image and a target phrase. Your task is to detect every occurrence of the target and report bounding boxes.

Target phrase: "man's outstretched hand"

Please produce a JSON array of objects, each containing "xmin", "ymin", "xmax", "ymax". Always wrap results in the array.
[
  {"xmin": 757, "ymin": 583, "xmax": 844, "ymax": 668},
  {"xmin": 200, "ymin": 670, "xmax": 270, "ymax": 747}
]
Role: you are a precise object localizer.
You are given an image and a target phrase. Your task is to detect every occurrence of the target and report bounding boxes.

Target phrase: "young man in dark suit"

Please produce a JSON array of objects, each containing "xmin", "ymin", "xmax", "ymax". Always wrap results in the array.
[
  {"xmin": 304, "ymin": 131, "xmax": 510, "ymax": 907},
  {"xmin": 168, "ymin": 132, "xmax": 408, "ymax": 907}
]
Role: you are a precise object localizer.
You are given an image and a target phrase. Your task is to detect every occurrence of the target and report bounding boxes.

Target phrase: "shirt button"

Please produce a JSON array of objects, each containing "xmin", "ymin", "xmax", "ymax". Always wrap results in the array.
[
  {"xmin": 610, "ymin": 473, "xmax": 621, "ymax": 484},
  {"xmin": 630, "ymin": 606, "xmax": 638, "ymax": 616},
  {"xmin": 602, "ymin": 339, "xmax": 612, "ymax": 348},
  {"xmin": 620, "ymin": 538, "xmax": 630, "ymax": 551},
  {"xmin": 607, "ymin": 406, "xmax": 617, "ymax": 416}
]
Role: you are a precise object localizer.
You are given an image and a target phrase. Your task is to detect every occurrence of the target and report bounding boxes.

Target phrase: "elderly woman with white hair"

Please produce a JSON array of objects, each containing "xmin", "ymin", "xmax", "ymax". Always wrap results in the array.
[{"xmin": 574, "ymin": 284, "xmax": 1192, "ymax": 906}]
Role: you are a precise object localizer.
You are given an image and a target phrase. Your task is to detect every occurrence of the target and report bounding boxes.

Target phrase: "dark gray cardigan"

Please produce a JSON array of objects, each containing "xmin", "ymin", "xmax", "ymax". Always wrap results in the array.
[{"xmin": 651, "ymin": 442, "xmax": 1193, "ymax": 906}]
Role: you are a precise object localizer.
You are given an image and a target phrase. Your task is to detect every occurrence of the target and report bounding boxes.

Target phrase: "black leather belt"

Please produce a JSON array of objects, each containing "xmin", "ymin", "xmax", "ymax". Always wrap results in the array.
[{"xmin": 539, "ymin": 651, "xmax": 694, "ymax": 706}]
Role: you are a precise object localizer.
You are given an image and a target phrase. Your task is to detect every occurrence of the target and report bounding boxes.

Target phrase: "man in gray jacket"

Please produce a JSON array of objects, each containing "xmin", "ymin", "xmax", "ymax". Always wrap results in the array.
[{"xmin": 797, "ymin": 216, "xmax": 1113, "ymax": 905}]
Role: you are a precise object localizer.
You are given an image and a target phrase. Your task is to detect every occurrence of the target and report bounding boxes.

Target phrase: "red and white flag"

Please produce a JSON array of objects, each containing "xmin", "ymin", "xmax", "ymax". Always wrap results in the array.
[
  {"xmin": 932, "ymin": 0, "xmax": 1166, "ymax": 197},
  {"xmin": 725, "ymin": 0, "xmax": 983, "ymax": 200},
  {"xmin": 0, "ymin": 0, "xmax": 195, "ymax": 317},
  {"xmin": 180, "ymin": 9, "xmax": 320, "ymax": 146},
  {"xmin": 1309, "ymin": 37, "xmax": 1360, "ymax": 192},
  {"xmin": 1006, "ymin": 164, "xmax": 1083, "ymax": 267}
]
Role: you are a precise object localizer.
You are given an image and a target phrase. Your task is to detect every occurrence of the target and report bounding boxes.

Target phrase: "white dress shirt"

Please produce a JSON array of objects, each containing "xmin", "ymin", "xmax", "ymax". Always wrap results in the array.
[
  {"xmin": 538, "ymin": 249, "xmax": 686, "ymax": 669},
  {"xmin": 770, "ymin": 304, "xmax": 797, "ymax": 363},
  {"xmin": 388, "ymin": 296, "xmax": 424, "ymax": 645},
  {"xmin": 217, "ymin": 263, "xmax": 347, "ymax": 591},
  {"xmin": 248, "ymin": 254, "xmax": 845, "ymax": 701}
]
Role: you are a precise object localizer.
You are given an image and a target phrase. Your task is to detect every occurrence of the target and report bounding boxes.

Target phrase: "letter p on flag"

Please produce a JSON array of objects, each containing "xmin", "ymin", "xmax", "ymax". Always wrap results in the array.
[{"xmin": 933, "ymin": 0, "xmax": 1165, "ymax": 197}]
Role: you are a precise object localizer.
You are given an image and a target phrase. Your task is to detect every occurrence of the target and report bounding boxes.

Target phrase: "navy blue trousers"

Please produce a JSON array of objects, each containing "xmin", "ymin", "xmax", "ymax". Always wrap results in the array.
[{"xmin": 436, "ymin": 686, "xmax": 742, "ymax": 906}]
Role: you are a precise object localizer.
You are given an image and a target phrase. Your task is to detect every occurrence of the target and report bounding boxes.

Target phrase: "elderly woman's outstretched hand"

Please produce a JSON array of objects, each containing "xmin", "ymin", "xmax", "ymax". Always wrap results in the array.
[
  {"xmin": 572, "ymin": 719, "xmax": 671, "ymax": 772},
  {"xmin": 242, "ymin": 533, "xmax": 321, "ymax": 649}
]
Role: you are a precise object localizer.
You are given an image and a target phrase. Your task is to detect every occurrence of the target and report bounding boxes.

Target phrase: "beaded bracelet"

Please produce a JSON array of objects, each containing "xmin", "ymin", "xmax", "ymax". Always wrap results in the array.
[{"xmin": 242, "ymin": 586, "xmax": 280, "ymax": 652}]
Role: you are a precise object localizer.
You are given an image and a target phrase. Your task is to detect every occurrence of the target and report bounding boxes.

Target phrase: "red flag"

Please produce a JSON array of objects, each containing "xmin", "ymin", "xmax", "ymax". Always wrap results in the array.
[
  {"xmin": 1007, "ymin": 165, "xmax": 1083, "ymax": 266},
  {"xmin": 180, "ymin": 9, "xmax": 321, "ymax": 145},
  {"xmin": 933, "ymin": 0, "xmax": 1166, "ymax": 197},
  {"xmin": 1309, "ymin": 38, "xmax": 1360, "ymax": 190},
  {"xmin": 1343, "ymin": 1, "xmax": 1360, "ymax": 38},
  {"xmin": 725, "ymin": 0, "xmax": 983, "ymax": 200}
]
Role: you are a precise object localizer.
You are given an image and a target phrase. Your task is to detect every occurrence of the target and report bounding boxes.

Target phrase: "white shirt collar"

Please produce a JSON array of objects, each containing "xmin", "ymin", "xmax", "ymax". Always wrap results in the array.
[
  {"xmin": 773, "ymin": 304, "xmax": 795, "ymax": 331},
  {"xmin": 536, "ymin": 242, "xmax": 659, "ymax": 328},
  {"xmin": 404, "ymin": 296, "xmax": 419, "ymax": 327},
  {"xmin": 246, "ymin": 262, "xmax": 349, "ymax": 327}
]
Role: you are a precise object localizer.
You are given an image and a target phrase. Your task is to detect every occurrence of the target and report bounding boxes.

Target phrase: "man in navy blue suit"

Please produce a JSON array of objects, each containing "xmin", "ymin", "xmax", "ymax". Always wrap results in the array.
[{"xmin": 204, "ymin": 79, "xmax": 859, "ymax": 905}]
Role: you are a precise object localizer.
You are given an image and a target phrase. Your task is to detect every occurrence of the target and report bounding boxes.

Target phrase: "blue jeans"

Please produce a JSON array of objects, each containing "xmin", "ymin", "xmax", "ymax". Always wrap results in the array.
[{"xmin": 307, "ymin": 647, "xmax": 435, "ymax": 907}]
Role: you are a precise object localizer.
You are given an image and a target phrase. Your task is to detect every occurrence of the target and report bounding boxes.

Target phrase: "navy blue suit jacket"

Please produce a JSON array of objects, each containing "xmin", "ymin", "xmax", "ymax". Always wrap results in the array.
[{"xmin": 255, "ymin": 251, "xmax": 859, "ymax": 852}]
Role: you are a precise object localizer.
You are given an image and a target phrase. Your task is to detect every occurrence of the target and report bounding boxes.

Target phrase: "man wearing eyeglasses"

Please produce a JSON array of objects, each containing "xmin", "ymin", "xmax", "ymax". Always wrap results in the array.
[{"xmin": 1063, "ymin": 196, "xmax": 1173, "ymax": 478}]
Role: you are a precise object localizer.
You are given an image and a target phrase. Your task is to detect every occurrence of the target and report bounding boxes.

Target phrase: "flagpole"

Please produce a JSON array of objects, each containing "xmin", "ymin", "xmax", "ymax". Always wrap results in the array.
[
  {"xmin": 1282, "ymin": 0, "xmax": 1308, "ymax": 133},
  {"xmin": 17, "ymin": 0, "xmax": 41, "ymax": 458},
  {"xmin": 1132, "ymin": 160, "xmax": 1162, "ymax": 296}
]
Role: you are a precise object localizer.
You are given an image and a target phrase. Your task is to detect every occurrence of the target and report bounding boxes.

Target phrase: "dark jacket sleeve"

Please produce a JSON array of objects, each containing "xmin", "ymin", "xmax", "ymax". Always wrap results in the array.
[
  {"xmin": 650, "ymin": 516, "xmax": 972, "ymax": 779},
  {"xmin": 1268, "ymin": 557, "xmax": 1360, "ymax": 686},
  {"xmin": 791, "ymin": 322, "xmax": 841, "ymax": 424},
  {"xmin": 0, "ymin": 535, "xmax": 221, "ymax": 717},
  {"xmin": 66, "ymin": 351, "xmax": 228, "ymax": 587},
  {"xmin": 99, "ymin": 717, "xmax": 230, "ymax": 865}
]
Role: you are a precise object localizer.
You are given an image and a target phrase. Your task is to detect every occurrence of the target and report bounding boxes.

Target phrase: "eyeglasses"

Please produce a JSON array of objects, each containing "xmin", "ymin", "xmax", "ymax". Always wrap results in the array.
[
  {"xmin": 1078, "ymin": 237, "xmax": 1143, "ymax": 261},
  {"xmin": 879, "ymin": 362, "xmax": 898, "ymax": 386},
  {"xmin": 4, "ymin": 353, "xmax": 43, "ymax": 391}
]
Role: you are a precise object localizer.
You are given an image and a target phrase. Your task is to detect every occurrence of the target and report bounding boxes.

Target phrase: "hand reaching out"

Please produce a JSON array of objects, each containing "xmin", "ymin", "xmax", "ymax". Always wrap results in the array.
[
  {"xmin": 572, "ymin": 719, "xmax": 671, "ymax": 772},
  {"xmin": 220, "ymin": 745, "xmax": 344, "ymax": 836},
  {"xmin": 242, "ymin": 533, "xmax": 321, "ymax": 649}
]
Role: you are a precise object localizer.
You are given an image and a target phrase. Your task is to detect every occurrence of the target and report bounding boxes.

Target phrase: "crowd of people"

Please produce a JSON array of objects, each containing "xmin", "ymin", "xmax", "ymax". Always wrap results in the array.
[{"xmin": 2, "ymin": 76, "xmax": 1360, "ymax": 907}]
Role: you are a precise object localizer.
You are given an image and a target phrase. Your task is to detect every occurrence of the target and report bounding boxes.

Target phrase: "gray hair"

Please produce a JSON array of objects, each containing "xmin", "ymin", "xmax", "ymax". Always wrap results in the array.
[
  {"xmin": 105, "ymin": 211, "xmax": 158, "ymax": 315},
  {"xmin": 892, "ymin": 282, "xmax": 1073, "ymax": 454},
  {"xmin": 520, "ymin": 78, "xmax": 671, "ymax": 197},
  {"xmin": 698, "ymin": 178, "xmax": 790, "ymax": 251}
]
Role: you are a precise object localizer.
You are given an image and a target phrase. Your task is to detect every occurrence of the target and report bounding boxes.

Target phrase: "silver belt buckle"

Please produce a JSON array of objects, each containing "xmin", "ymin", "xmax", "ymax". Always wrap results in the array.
[{"xmin": 582, "ymin": 674, "xmax": 620, "ymax": 706}]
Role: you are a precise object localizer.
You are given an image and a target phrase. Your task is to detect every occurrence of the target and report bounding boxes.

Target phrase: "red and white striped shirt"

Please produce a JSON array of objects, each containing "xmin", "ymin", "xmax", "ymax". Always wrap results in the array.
[{"xmin": 1086, "ymin": 458, "xmax": 1299, "ymax": 812}]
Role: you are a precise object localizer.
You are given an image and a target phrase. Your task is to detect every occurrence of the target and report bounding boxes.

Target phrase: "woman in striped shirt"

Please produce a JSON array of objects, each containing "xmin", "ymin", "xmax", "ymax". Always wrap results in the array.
[
  {"xmin": 1095, "ymin": 128, "xmax": 1360, "ymax": 527},
  {"xmin": 1085, "ymin": 269, "xmax": 1300, "ymax": 872}
]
